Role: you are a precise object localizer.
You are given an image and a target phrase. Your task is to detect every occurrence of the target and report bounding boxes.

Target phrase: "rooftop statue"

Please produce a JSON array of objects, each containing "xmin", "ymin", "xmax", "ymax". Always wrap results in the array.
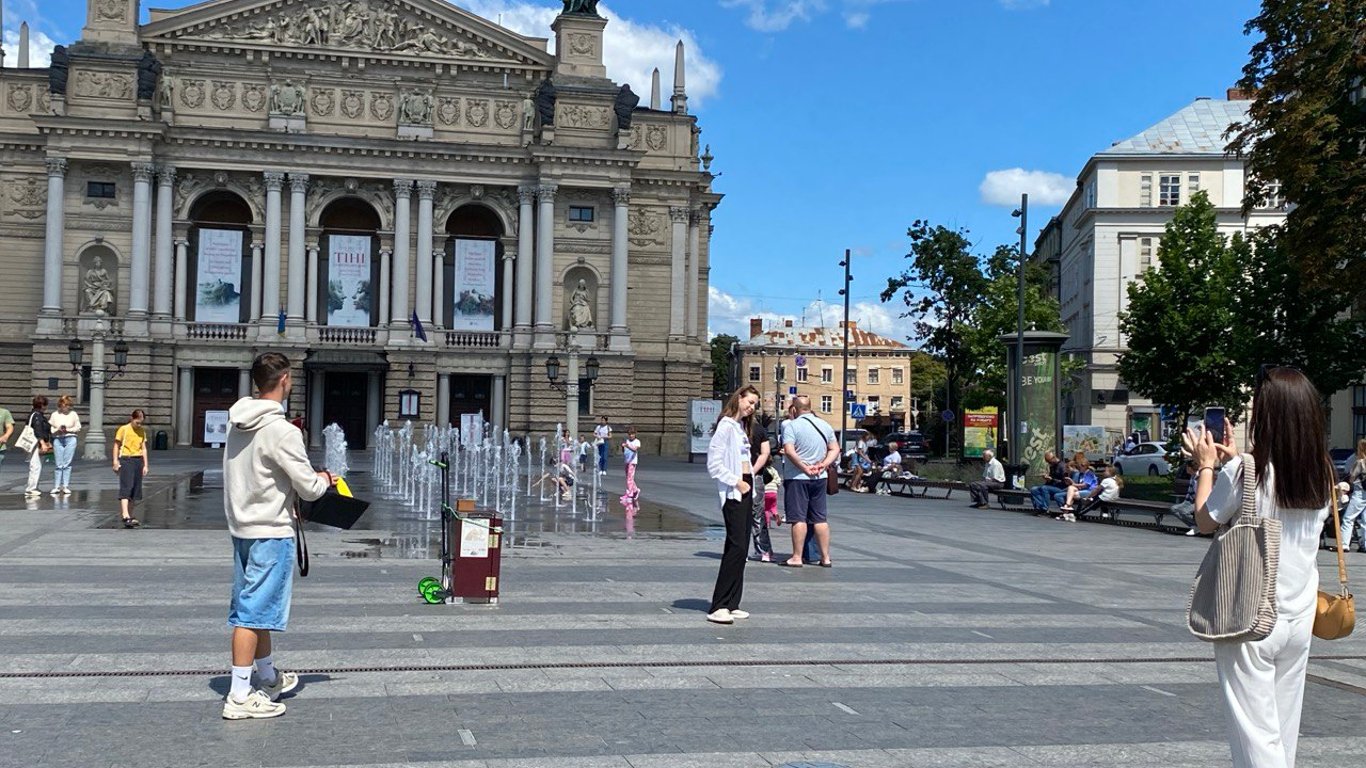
[{"xmin": 562, "ymin": 0, "xmax": 600, "ymax": 16}]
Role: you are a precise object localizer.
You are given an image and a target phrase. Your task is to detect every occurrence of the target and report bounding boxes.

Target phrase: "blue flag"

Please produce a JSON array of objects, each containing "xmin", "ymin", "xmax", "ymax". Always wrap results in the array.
[
  {"xmin": 277, "ymin": 310, "xmax": 287, "ymax": 335},
  {"xmin": 411, "ymin": 311, "xmax": 428, "ymax": 342}
]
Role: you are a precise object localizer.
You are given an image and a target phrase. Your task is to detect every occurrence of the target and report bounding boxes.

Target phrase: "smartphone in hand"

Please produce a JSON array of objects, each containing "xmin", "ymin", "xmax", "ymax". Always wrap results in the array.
[{"xmin": 1204, "ymin": 407, "xmax": 1226, "ymax": 444}]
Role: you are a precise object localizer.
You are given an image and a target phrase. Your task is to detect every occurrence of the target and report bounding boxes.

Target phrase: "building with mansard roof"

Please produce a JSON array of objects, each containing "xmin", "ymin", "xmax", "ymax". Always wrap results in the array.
[{"xmin": 0, "ymin": 0, "xmax": 720, "ymax": 455}]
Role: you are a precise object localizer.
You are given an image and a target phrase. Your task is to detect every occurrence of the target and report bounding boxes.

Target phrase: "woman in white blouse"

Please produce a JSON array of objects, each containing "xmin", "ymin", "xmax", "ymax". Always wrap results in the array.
[
  {"xmin": 48, "ymin": 394, "xmax": 82, "ymax": 496},
  {"xmin": 705, "ymin": 385, "xmax": 760, "ymax": 625},
  {"xmin": 1186, "ymin": 366, "xmax": 1333, "ymax": 768}
]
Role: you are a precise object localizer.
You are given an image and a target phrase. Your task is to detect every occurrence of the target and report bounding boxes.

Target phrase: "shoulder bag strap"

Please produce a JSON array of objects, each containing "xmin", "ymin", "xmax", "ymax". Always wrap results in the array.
[
  {"xmin": 1240, "ymin": 453, "xmax": 1257, "ymax": 519},
  {"xmin": 1328, "ymin": 459, "xmax": 1349, "ymax": 592},
  {"xmin": 294, "ymin": 503, "xmax": 310, "ymax": 577}
]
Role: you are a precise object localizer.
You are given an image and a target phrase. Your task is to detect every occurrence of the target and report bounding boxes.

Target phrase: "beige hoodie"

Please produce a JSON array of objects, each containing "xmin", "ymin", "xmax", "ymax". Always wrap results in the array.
[{"xmin": 223, "ymin": 397, "xmax": 328, "ymax": 539}]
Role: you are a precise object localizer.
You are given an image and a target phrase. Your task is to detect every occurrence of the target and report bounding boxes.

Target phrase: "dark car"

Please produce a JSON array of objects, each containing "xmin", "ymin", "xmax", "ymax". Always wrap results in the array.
[
  {"xmin": 883, "ymin": 431, "xmax": 929, "ymax": 461},
  {"xmin": 1330, "ymin": 448, "xmax": 1355, "ymax": 482}
]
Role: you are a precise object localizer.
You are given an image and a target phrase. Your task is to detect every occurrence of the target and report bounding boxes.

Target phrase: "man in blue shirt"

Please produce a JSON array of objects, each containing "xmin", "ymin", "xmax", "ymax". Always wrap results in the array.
[{"xmin": 780, "ymin": 396, "xmax": 838, "ymax": 567}]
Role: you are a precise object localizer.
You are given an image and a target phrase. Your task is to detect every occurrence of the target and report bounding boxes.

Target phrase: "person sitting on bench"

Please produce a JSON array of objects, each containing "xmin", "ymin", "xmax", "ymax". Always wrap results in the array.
[
  {"xmin": 1071, "ymin": 465, "xmax": 1123, "ymax": 520},
  {"xmin": 968, "ymin": 449, "xmax": 1005, "ymax": 507},
  {"xmin": 1029, "ymin": 451, "xmax": 1069, "ymax": 514},
  {"xmin": 873, "ymin": 442, "xmax": 902, "ymax": 495},
  {"xmin": 1058, "ymin": 454, "xmax": 1099, "ymax": 520}
]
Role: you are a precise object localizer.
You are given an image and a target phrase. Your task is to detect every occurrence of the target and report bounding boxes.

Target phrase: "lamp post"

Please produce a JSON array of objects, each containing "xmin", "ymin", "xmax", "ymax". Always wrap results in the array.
[
  {"xmin": 1011, "ymin": 194, "xmax": 1028, "ymax": 468},
  {"xmin": 545, "ymin": 339, "xmax": 600, "ymax": 438},
  {"xmin": 69, "ymin": 314, "xmax": 129, "ymax": 461},
  {"xmin": 838, "ymin": 249, "xmax": 852, "ymax": 449}
]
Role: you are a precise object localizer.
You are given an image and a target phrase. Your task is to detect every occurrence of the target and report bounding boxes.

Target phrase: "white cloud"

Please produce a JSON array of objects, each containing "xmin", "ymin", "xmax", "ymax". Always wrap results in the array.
[
  {"xmin": 843, "ymin": 11, "xmax": 870, "ymax": 29},
  {"xmin": 720, "ymin": 0, "xmax": 829, "ymax": 32},
  {"xmin": 1000, "ymin": 0, "xmax": 1050, "ymax": 8},
  {"xmin": 979, "ymin": 168, "xmax": 1074, "ymax": 207},
  {"xmin": 2, "ymin": 26, "xmax": 58, "ymax": 69},
  {"xmin": 457, "ymin": 1, "xmax": 722, "ymax": 107},
  {"xmin": 708, "ymin": 286, "xmax": 904, "ymax": 343}
]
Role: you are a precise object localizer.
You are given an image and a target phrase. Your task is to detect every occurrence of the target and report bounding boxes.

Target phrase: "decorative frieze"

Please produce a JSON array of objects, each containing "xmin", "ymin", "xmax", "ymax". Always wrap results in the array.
[
  {"xmin": 74, "ymin": 71, "xmax": 134, "ymax": 100},
  {"xmin": 211, "ymin": 81, "xmax": 236, "ymax": 110},
  {"xmin": 466, "ymin": 99, "xmax": 488, "ymax": 127},
  {"xmin": 180, "ymin": 78, "xmax": 206, "ymax": 108},
  {"xmin": 242, "ymin": 83, "xmax": 267, "ymax": 112},
  {"xmin": 340, "ymin": 90, "xmax": 364, "ymax": 119},
  {"xmin": 370, "ymin": 91, "xmax": 394, "ymax": 122},
  {"xmin": 6, "ymin": 84, "xmax": 33, "ymax": 113},
  {"xmin": 437, "ymin": 97, "xmax": 460, "ymax": 126},
  {"xmin": 310, "ymin": 88, "xmax": 336, "ymax": 117}
]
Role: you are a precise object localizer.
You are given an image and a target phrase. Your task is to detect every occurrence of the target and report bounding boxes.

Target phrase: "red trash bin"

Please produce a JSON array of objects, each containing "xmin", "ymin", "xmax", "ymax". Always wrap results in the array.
[{"xmin": 447, "ymin": 509, "xmax": 502, "ymax": 604}]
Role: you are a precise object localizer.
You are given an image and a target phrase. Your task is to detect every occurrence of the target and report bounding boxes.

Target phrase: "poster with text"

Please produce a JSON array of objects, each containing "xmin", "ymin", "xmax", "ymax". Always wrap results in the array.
[
  {"xmin": 203, "ymin": 410, "xmax": 230, "ymax": 446},
  {"xmin": 327, "ymin": 235, "xmax": 372, "ymax": 327},
  {"xmin": 451, "ymin": 239, "xmax": 496, "ymax": 331},
  {"xmin": 689, "ymin": 399, "xmax": 722, "ymax": 454},
  {"xmin": 963, "ymin": 409, "xmax": 999, "ymax": 459},
  {"xmin": 194, "ymin": 229, "xmax": 243, "ymax": 322}
]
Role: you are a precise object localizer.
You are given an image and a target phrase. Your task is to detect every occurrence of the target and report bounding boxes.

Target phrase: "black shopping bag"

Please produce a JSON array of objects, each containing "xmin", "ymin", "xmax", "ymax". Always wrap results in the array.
[{"xmin": 298, "ymin": 489, "xmax": 371, "ymax": 530}]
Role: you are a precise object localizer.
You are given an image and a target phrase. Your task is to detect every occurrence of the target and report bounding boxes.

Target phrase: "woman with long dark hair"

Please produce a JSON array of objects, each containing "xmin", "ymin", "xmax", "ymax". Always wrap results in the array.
[
  {"xmin": 705, "ymin": 385, "xmax": 760, "ymax": 625},
  {"xmin": 1186, "ymin": 367, "xmax": 1333, "ymax": 768}
]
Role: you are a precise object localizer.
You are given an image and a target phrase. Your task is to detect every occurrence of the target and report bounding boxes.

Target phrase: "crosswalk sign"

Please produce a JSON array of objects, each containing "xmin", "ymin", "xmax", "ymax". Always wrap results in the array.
[{"xmin": 849, "ymin": 403, "xmax": 867, "ymax": 419}]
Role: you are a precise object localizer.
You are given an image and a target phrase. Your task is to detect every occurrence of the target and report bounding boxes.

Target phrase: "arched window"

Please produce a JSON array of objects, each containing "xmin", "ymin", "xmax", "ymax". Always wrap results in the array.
[
  {"xmin": 186, "ymin": 191, "xmax": 253, "ymax": 323},
  {"xmin": 442, "ymin": 204, "xmax": 505, "ymax": 330},
  {"xmin": 318, "ymin": 198, "xmax": 382, "ymax": 327}
]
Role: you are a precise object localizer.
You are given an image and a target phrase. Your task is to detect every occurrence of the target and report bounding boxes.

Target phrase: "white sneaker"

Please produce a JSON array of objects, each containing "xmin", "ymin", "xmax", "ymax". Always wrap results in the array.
[
  {"xmin": 729, "ymin": 609, "xmax": 750, "ymax": 620},
  {"xmin": 222, "ymin": 690, "xmax": 286, "ymax": 720},
  {"xmin": 23, "ymin": 490, "xmax": 41, "ymax": 498},
  {"xmin": 1185, "ymin": 528, "xmax": 1197, "ymax": 537},
  {"xmin": 706, "ymin": 608, "xmax": 734, "ymax": 624},
  {"xmin": 259, "ymin": 670, "xmax": 299, "ymax": 702},
  {"xmin": 60, "ymin": 487, "xmax": 71, "ymax": 495},
  {"xmin": 50, "ymin": 488, "xmax": 61, "ymax": 496}
]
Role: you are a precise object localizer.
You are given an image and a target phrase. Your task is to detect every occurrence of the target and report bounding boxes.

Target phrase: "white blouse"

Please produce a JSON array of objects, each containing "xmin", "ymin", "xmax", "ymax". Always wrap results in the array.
[
  {"xmin": 48, "ymin": 410, "xmax": 82, "ymax": 435},
  {"xmin": 1206, "ymin": 456, "xmax": 1330, "ymax": 621}
]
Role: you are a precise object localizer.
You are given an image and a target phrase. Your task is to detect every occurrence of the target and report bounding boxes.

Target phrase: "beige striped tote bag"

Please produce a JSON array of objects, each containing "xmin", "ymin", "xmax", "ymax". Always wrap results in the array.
[{"xmin": 1187, "ymin": 454, "xmax": 1281, "ymax": 642}]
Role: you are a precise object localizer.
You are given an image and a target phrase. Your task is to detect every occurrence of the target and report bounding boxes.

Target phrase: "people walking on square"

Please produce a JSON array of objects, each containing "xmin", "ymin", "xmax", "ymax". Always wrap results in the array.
[
  {"xmin": 113, "ymin": 410, "xmax": 149, "ymax": 528},
  {"xmin": 780, "ymin": 395, "xmax": 838, "ymax": 568},
  {"xmin": 1185, "ymin": 366, "xmax": 1333, "ymax": 768},
  {"xmin": 1338, "ymin": 438, "xmax": 1366, "ymax": 552},
  {"xmin": 968, "ymin": 449, "xmax": 1005, "ymax": 507},
  {"xmin": 22, "ymin": 396, "xmax": 52, "ymax": 498},
  {"xmin": 48, "ymin": 395, "xmax": 81, "ymax": 495},
  {"xmin": 748, "ymin": 417, "xmax": 774, "ymax": 562},
  {"xmin": 705, "ymin": 385, "xmax": 759, "ymax": 624},
  {"xmin": 1029, "ymin": 451, "xmax": 1069, "ymax": 514},
  {"xmin": 0, "ymin": 402, "xmax": 13, "ymax": 480},
  {"xmin": 594, "ymin": 416, "xmax": 611, "ymax": 476},
  {"xmin": 222, "ymin": 352, "xmax": 335, "ymax": 720},
  {"xmin": 620, "ymin": 426, "xmax": 641, "ymax": 503}
]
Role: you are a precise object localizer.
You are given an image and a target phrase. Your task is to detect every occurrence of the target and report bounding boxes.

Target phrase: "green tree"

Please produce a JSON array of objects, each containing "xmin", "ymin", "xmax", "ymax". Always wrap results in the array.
[
  {"xmin": 1118, "ymin": 192, "xmax": 1254, "ymax": 427},
  {"xmin": 708, "ymin": 333, "xmax": 739, "ymax": 397},
  {"xmin": 1230, "ymin": 1, "xmax": 1366, "ymax": 296}
]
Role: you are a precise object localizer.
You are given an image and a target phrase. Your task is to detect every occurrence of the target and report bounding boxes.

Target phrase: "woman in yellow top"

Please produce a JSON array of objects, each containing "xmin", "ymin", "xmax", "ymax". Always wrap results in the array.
[{"xmin": 113, "ymin": 409, "xmax": 149, "ymax": 528}]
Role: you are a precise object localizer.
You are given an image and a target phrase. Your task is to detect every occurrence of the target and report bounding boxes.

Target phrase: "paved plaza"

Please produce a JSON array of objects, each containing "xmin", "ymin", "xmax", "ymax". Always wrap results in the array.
[{"xmin": 3, "ymin": 452, "xmax": 1366, "ymax": 768}]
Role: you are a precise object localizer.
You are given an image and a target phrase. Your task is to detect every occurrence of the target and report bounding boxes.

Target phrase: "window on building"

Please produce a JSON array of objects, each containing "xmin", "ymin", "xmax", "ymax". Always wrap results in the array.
[
  {"xmin": 1159, "ymin": 175, "xmax": 1182, "ymax": 206},
  {"xmin": 1139, "ymin": 237, "xmax": 1155, "ymax": 271},
  {"xmin": 796, "ymin": 367, "xmax": 809, "ymax": 383},
  {"xmin": 891, "ymin": 367, "xmax": 904, "ymax": 385},
  {"xmin": 820, "ymin": 395, "xmax": 833, "ymax": 414},
  {"xmin": 845, "ymin": 368, "xmax": 857, "ymax": 385},
  {"xmin": 86, "ymin": 181, "xmax": 116, "ymax": 199},
  {"xmin": 891, "ymin": 395, "xmax": 904, "ymax": 411},
  {"xmin": 1085, "ymin": 181, "xmax": 1097, "ymax": 209},
  {"xmin": 867, "ymin": 368, "xmax": 880, "ymax": 385},
  {"xmin": 748, "ymin": 365, "xmax": 761, "ymax": 383},
  {"xmin": 868, "ymin": 395, "xmax": 881, "ymax": 413},
  {"xmin": 1140, "ymin": 173, "xmax": 1153, "ymax": 207},
  {"xmin": 568, "ymin": 205, "xmax": 595, "ymax": 223},
  {"xmin": 821, "ymin": 367, "xmax": 833, "ymax": 384},
  {"xmin": 1188, "ymin": 173, "xmax": 1201, "ymax": 196},
  {"xmin": 578, "ymin": 378, "xmax": 593, "ymax": 415},
  {"xmin": 1262, "ymin": 181, "xmax": 1286, "ymax": 210}
]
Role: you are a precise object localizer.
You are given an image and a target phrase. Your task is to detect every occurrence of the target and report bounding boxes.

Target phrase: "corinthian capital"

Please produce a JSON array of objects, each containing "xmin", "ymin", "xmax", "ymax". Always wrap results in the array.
[
  {"xmin": 288, "ymin": 173, "xmax": 310, "ymax": 193},
  {"xmin": 45, "ymin": 158, "xmax": 68, "ymax": 177},
  {"xmin": 517, "ymin": 185, "xmax": 537, "ymax": 205},
  {"xmin": 132, "ymin": 162, "xmax": 157, "ymax": 182},
  {"xmin": 536, "ymin": 183, "xmax": 558, "ymax": 201},
  {"xmin": 263, "ymin": 171, "xmax": 286, "ymax": 191},
  {"xmin": 393, "ymin": 178, "xmax": 414, "ymax": 198},
  {"xmin": 157, "ymin": 165, "xmax": 177, "ymax": 186},
  {"xmin": 416, "ymin": 180, "xmax": 438, "ymax": 200},
  {"xmin": 611, "ymin": 187, "xmax": 631, "ymax": 207},
  {"xmin": 669, "ymin": 206, "xmax": 690, "ymax": 223}
]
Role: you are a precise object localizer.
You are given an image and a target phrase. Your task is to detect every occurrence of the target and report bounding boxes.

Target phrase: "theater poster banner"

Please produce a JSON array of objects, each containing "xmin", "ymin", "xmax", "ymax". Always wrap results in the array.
[
  {"xmin": 963, "ymin": 409, "xmax": 998, "ymax": 459},
  {"xmin": 194, "ymin": 228, "xmax": 243, "ymax": 322},
  {"xmin": 451, "ymin": 239, "xmax": 496, "ymax": 331},
  {"xmin": 327, "ymin": 235, "xmax": 372, "ymax": 327},
  {"xmin": 688, "ymin": 399, "xmax": 722, "ymax": 454},
  {"xmin": 1019, "ymin": 348, "xmax": 1060, "ymax": 481}
]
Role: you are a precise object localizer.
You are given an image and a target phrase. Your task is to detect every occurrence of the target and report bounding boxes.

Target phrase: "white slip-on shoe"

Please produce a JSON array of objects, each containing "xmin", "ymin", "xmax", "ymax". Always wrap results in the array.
[
  {"xmin": 259, "ymin": 670, "xmax": 299, "ymax": 702},
  {"xmin": 729, "ymin": 609, "xmax": 750, "ymax": 620},
  {"xmin": 222, "ymin": 690, "xmax": 286, "ymax": 720},
  {"xmin": 706, "ymin": 608, "xmax": 733, "ymax": 624}
]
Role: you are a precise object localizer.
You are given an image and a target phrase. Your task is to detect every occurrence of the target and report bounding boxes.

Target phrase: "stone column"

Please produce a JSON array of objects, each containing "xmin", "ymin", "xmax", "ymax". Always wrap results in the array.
[
  {"xmin": 687, "ymin": 207, "xmax": 701, "ymax": 340},
  {"xmin": 500, "ymin": 244, "xmax": 515, "ymax": 332},
  {"xmin": 432, "ymin": 250, "xmax": 445, "ymax": 329},
  {"xmin": 152, "ymin": 165, "xmax": 176, "ymax": 320},
  {"xmin": 308, "ymin": 371, "xmax": 325, "ymax": 449},
  {"xmin": 491, "ymin": 374, "xmax": 506, "ymax": 431},
  {"xmin": 378, "ymin": 247, "xmax": 392, "ymax": 326},
  {"xmin": 238, "ymin": 369, "xmax": 252, "ymax": 398},
  {"xmin": 391, "ymin": 179, "xmax": 414, "ymax": 325},
  {"xmin": 249, "ymin": 243, "xmax": 264, "ymax": 320},
  {"xmin": 40, "ymin": 158, "xmax": 67, "ymax": 317},
  {"xmin": 128, "ymin": 162, "xmax": 155, "ymax": 317},
  {"xmin": 286, "ymin": 173, "xmax": 309, "ymax": 323},
  {"xmin": 176, "ymin": 366, "xmax": 194, "ymax": 447},
  {"xmin": 668, "ymin": 206, "xmax": 689, "ymax": 338},
  {"xmin": 366, "ymin": 371, "xmax": 382, "ymax": 435},
  {"xmin": 414, "ymin": 180, "xmax": 436, "ymax": 325},
  {"xmin": 609, "ymin": 187, "xmax": 631, "ymax": 348},
  {"xmin": 513, "ymin": 185, "xmax": 535, "ymax": 337},
  {"xmin": 262, "ymin": 172, "xmax": 285, "ymax": 322},
  {"xmin": 305, "ymin": 243, "xmax": 320, "ymax": 323},
  {"xmin": 436, "ymin": 372, "xmax": 451, "ymax": 428},
  {"xmin": 173, "ymin": 238, "xmax": 189, "ymax": 320},
  {"xmin": 533, "ymin": 183, "xmax": 557, "ymax": 343}
]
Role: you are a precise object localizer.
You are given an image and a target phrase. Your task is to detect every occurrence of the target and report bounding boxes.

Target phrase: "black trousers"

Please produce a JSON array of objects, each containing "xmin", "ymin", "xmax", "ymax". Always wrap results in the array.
[
  {"xmin": 710, "ymin": 482, "xmax": 753, "ymax": 613},
  {"xmin": 969, "ymin": 479, "xmax": 1002, "ymax": 504}
]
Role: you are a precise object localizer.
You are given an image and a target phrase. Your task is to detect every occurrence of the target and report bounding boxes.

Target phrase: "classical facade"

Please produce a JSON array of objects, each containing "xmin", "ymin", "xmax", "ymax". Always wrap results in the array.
[
  {"xmin": 734, "ymin": 318, "xmax": 914, "ymax": 434},
  {"xmin": 0, "ymin": 0, "xmax": 720, "ymax": 454},
  {"xmin": 1041, "ymin": 93, "xmax": 1363, "ymax": 448}
]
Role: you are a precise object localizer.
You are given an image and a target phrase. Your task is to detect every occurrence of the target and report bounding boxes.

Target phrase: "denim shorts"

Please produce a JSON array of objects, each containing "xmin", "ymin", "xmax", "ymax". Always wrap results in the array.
[
  {"xmin": 228, "ymin": 536, "xmax": 295, "ymax": 632},
  {"xmin": 783, "ymin": 478, "xmax": 829, "ymax": 525}
]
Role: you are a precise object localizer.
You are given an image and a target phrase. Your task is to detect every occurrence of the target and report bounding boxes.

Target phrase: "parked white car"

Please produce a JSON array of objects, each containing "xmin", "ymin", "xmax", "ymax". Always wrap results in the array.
[{"xmin": 1114, "ymin": 441, "xmax": 1171, "ymax": 476}]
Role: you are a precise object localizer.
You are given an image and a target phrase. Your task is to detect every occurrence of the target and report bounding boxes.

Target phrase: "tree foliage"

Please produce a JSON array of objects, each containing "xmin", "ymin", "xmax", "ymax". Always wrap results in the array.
[
  {"xmin": 708, "ymin": 333, "xmax": 739, "ymax": 396},
  {"xmin": 1230, "ymin": 1, "xmax": 1366, "ymax": 296}
]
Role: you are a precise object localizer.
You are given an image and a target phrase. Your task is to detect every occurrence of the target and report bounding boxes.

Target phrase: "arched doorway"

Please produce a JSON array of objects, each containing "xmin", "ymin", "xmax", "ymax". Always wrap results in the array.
[
  {"xmin": 317, "ymin": 198, "xmax": 382, "ymax": 328},
  {"xmin": 186, "ymin": 191, "xmax": 252, "ymax": 323}
]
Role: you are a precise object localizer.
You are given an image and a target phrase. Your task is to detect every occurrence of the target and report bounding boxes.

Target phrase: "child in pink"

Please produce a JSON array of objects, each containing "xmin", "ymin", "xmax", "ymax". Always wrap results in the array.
[
  {"xmin": 620, "ymin": 427, "xmax": 641, "ymax": 504},
  {"xmin": 763, "ymin": 472, "xmax": 781, "ymax": 527}
]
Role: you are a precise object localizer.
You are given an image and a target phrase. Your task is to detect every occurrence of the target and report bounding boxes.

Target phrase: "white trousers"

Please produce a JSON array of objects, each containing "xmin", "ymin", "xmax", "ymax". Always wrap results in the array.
[
  {"xmin": 1213, "ymin": 612, "xmax": 1313, "ymax": 768},
  {"xmin": 25, "ymin": 449, "xmax": 44, "ymax": 492}
]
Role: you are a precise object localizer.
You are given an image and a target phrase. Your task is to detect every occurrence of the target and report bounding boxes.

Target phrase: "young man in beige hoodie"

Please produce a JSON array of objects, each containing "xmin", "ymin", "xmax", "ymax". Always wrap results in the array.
[{"xmin": 222, "ymin": 352, "xmax": 334, "ymax": 720}]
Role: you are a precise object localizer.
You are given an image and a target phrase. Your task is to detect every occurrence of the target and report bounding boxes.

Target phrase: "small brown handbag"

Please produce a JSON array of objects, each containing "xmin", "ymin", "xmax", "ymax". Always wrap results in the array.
[{"xmin": 1314, "ymin": 481, "xmax": 1355, "ymax": 640}]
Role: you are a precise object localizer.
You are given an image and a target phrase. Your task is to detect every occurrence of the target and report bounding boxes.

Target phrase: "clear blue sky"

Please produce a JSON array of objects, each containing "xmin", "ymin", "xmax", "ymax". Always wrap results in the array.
[{"xmin": 4, "ymin": 0, "xmax": 1263, "ymax": 339}]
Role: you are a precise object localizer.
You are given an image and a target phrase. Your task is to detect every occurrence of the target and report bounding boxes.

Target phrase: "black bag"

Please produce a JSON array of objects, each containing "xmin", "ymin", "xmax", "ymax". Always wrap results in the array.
[{"xmin": 293, "ymin": 490, "xmax": 371, "ymax": 577}]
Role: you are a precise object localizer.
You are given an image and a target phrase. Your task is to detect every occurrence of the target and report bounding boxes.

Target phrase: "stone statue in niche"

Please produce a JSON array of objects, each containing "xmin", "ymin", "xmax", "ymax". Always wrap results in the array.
[
  {"xmin": 534, "ymin": 79, "xmax": 556, "ymax": 126},
  {"xmin": 562, "ymin": 0, "xmax": 600, "ymax": 16},
  {"xmin": 566, "ymin": 278, "xmax": 595, "ymax": 331},
  {"xmin": 83, "ymin": 256, "xmax": 115, "ymax": 315},
  {"xmin": 613, "ymin": 83, "xmax": 639, "ymax": 130},
  {"xmin": 159, "ymin": 76, "xmax": 174, "ymax": 111},
  {"xmin": 521, "ymin": 95, "xmax": 536, "ymax": 130},
  {"xmin": 270, "ymin": 79, "xmax": 305, "ymax": 115}
]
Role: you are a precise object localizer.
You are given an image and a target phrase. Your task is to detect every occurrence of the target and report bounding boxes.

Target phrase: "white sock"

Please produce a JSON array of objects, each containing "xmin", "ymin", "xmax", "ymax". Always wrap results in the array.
[
  {"xmin": 229, "ymin": 665, "xmax": 253, "ymax": 702},
  {"xmin": 255, "ymin": 654, "xmax": 277, "ymax": 686}
]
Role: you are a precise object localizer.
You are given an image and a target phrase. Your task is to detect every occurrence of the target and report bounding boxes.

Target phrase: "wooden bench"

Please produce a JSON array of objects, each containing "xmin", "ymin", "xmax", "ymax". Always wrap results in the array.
[
  {"xmin": 874, "ymin": 477, "xmax": 965, "ymax": 498},
  {"xmin": 993, "ymin": 488, "xmax": 1031, "ymax": 509},
  {"xmin": 1077, "ymin": 497, "xmax": 1182, "ymax": 528}
]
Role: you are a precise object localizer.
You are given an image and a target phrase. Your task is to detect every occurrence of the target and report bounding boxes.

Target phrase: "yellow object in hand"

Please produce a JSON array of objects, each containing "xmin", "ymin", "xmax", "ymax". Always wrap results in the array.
[{"xmin": 335, "ymin": 476, "xmax": 353, "ymax": 498}]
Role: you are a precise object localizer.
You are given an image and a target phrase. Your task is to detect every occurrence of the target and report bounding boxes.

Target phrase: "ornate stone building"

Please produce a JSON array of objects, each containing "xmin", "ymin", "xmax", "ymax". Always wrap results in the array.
[{"xmin": 0, "ymin": 0, "xmax": 720, "ymax": 453}]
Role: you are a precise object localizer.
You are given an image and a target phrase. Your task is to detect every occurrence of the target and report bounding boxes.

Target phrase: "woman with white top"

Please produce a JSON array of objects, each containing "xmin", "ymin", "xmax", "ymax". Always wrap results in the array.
[
  {"xmin": 593, "ymin": 417, "xmax": 612, "ymax": 476},
  {"xmin": 1339, "ymin": 438, "xmax": 1366, "ymax": 553},
  {"xmin": 705, "ymin": 385, "xmax": 759, "ymax": 625},
  {"xmin": 48, "ymin": 395, "xmax": 82, "ymax": 495},
  {"xmin": 1186, "ymin": 366, "xmax": 1333, "ymax": 768}
]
